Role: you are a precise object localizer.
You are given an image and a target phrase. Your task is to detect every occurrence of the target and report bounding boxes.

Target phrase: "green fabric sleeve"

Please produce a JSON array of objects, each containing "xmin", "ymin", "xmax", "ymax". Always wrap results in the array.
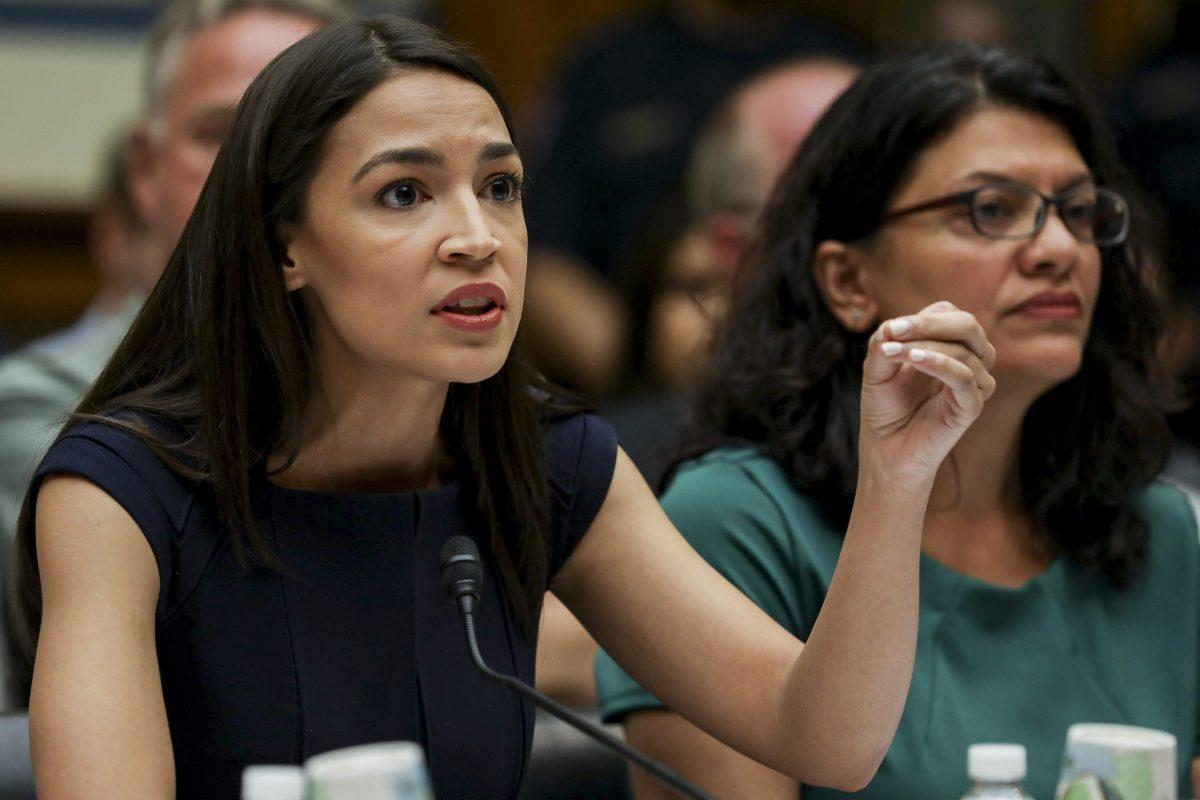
[{"xmin": 595, "ymin": 451, "xmax": 809, "ymax": 723}]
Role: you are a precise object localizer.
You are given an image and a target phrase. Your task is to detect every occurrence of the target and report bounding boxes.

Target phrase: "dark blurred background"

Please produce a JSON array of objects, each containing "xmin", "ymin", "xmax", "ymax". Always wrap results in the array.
[{"xmin": 0, "ymin": 0, "xmax": 1192, "ymax": 374}]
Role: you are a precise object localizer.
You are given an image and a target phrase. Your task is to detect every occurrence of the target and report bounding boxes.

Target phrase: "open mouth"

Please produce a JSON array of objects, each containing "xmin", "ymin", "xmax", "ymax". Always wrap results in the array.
[
  {"xmin": 439, "ymin": 297, "xmax": 499, "ymax": 316},
  {"xmin": 433, "ymin": 283, "xmax": 507, "ymax": 331}
]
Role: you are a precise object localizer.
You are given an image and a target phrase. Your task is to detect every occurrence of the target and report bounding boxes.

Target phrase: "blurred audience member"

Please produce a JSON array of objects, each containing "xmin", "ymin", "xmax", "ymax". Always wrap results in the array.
[
  {"xmin": 521, "ymin": 0, "xmax": 861, "ymax": 395},
  {"xmin": 685, "ymin": 56, "xmax": 859, "ymax": 283},
  {"xmin": 0, "ymin": 0, "xmax": 343, "ymax": 707},
  {"xmin": 608, "ymin": 57, "xmax": 857, "ymax": 487},
  {"xmin": 641, "ymin": 225, "xmax": 721, "ymax": 391},
  {"xmin": 130, "ymin": 0, "xmax": 344, "ymax": 272},
  {"xmin": 605, "ymin": 191, "xmax": 699, "ymax": 486},
  {"xmin": 0, "ymin": 131, "xmax": 152, "ymax": 553}
]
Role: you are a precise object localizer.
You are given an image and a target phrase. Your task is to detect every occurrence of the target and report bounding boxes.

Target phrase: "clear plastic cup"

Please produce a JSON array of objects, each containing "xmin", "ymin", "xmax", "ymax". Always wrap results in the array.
[{"xmin": 305, "ymin": 741, "xmax": 434, "ymax": 800}]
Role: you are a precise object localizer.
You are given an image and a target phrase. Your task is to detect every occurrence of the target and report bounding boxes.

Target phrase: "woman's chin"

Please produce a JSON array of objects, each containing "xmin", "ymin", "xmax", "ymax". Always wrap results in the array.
[
  {"xmin": 443, "ymin": 354, "xmax": 510, "ymax": 385},
  {"xmin": 997, "ymin": 345, "xmax": 1085, "ymax": 393}
]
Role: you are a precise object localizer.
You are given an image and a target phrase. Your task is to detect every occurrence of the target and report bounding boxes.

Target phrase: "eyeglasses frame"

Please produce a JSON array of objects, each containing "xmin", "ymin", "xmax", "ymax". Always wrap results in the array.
[{"xmin": 878, "ymin": 181, "xmax": 1130, "ymax": 247}]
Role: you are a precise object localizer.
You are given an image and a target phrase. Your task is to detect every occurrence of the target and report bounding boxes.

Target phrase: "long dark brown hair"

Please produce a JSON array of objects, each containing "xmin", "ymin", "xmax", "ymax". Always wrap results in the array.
[
  {"xmin": 13, "ymin": 15, "xmax": 567, "ymax": 660},
  {"xmin": 681, "ymin": 44, "xmax": 1173, "ymax": 587}
]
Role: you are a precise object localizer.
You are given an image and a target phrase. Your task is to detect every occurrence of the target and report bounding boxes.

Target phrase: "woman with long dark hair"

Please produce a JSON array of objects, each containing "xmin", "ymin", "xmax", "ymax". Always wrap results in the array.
[
  {"xmin": 15, "ymin": 17, "xmax": 997, "ymax": 799},
  {"xmin": 597, "ymin": 44, "xmax": 1200, "ymax": 799}
]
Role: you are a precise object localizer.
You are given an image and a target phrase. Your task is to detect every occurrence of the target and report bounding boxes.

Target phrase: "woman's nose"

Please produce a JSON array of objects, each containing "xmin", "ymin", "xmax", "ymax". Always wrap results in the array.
[
  {"xmin": 438, "ymin": 195, "xmax": 501, "ymax": 264},
  {"xmin": 1020, "ymin": 208, "xmax": 1079, "ymax": 276}
]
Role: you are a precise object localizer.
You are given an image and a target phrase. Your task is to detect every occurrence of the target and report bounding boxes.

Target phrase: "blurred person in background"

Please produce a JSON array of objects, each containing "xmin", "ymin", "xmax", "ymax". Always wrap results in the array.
[
  {"xmin": 685, "ymin": 56, "xmax": 860, "ymax": 288},
  {"xmin": 0, "ymin": 130, "xmax": 152, "ymax": 566},
  {"xmin": 520, "ymin": 0, "xmax": 862, "ymax": 396},
  {"xmin": 537, "ymin": 56, "xmax": 857, "ymax": 710},
  {"xmin": 0, "ymin": 0, "xmax": 345, "ymax": 706},
  {"xmin": 610, "ymin": 56, "xmax": 858, "ymax": 486},
  {"xmin": 129, "ymin": 0, "xmax": 346, "ymax": 279},
  {"xmin": 597, "ymin": 44, "xmax": 1200, "ymax": 800}
]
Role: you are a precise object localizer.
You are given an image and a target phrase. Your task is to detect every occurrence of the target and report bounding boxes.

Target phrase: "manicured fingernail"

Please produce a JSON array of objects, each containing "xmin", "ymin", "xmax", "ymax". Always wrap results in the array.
[
  {"xmin": 889, "ymin": 318, "xmax": 912, "ymax": 337},
  {"xmin": 909, "ymin": 347, "xmax": 928, "ymax": 362},
  {"xmin": 881, "ymin": 341, "xmax": 903, "ymax": 356}
]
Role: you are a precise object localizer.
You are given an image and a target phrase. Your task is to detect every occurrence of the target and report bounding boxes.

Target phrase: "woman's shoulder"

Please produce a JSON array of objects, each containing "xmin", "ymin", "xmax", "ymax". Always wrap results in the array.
[
  {"xmin": 542, "ymin": 410, "xmax": 618, "ymax": 488},
  {"xmin": 38, "ymin": 414, "xmax": 200, "ymax": 532},
  {"xmin": 1132, "ymin": 480, "xmax": 1200, "ymax": 558},
  {"xmin": 660, "ymin": 447, "xmax": 843, "ymax": 558},
  {"xmin": 666, "ymin": 447, "xmax": 828, "ymax": 516},
  {"xmin": 668, "ymin": 446, "xmax": 788, "ymax": 488}
]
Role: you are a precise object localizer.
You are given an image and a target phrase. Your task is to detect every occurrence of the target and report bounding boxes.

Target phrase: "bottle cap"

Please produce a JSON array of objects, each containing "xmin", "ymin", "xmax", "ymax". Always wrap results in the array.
[
  {"xmin": 241, "ymin": 765, "xmax": 306, "ymax": 800},
  {"xmin": 968, "ymin": 743, "xmax": 1026, "ymax": 782}
]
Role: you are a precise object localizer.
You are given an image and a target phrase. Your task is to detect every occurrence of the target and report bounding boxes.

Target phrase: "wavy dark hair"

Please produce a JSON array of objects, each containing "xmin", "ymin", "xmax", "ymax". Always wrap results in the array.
[
  {"xmin": 13, "ymin": 14, "xmax": 568, "ymax": 658},
  {"xmin": 684, "ymin": 43, "xmax": 1172, "ymax": 587}
]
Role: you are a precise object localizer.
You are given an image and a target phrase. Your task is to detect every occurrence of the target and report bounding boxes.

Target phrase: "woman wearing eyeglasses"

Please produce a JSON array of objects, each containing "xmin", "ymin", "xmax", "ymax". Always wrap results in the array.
[{"xmin": 597, "ymin": 44, "xmax": 1200, "ymax": 799}]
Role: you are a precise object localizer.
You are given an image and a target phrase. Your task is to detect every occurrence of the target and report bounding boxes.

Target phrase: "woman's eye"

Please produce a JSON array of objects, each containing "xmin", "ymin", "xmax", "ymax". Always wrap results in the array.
[
  {"xmin": 379, "ymin": 182, "xmax": 423, "ymax": 209},
  {"xmin": 486, "ymin": 174, "xmax": 522, "ymax": 203},
  {"xmin": 975, "ymin": 199, "xmax": 1016, "ymax": 223},
  {"xmin": 1063, "ymin": 198, "xmax": 1097, "ymax": 225}
]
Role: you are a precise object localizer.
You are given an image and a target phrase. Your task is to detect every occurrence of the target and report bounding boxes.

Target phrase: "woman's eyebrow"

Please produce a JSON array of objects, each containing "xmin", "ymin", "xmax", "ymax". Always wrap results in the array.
[
  {"xmin": 479, "ymin": 142, "xmax": 520, "ymax": 164},
  {"xmin": 961, "ymin": 169, "xmax": 1019, "ymax": 184},
  {"xmin": 352, "ymin": 142, "xmax": 520, "ymax": 183},
  {"xmin": 958, "ymin": 169, "xmax": 1095, "ymax": 191},
  {"xmin": 1056, "ymin": 173, "xmax": 1095, "ymax": 192},
  {"xmin": 353, "ymin": 146, "xmax": 444, "ymax": 182}
]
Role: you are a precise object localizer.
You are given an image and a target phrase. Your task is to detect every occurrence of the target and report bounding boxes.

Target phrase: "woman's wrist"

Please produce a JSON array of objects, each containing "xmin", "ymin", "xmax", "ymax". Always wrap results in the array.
[
  {"xmin": 859, "ymin": 441, "xmax": 940, "ymax": 491},
  {"xmin": 856, "ymin": 443, "xmax": 938, "ymax": 509}
]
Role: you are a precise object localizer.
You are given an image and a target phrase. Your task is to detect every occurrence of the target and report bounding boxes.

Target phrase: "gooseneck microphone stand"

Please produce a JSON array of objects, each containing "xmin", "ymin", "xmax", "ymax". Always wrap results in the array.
[{"xmin": 440, "ymin": 536, "xmax": 717, "ymax": 800}]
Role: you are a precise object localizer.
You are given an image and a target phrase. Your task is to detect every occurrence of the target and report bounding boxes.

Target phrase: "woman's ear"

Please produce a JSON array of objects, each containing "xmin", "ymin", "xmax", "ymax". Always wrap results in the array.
[
  {"xmin": 279, "ymin": 223, "xmax": 307, "ymax": 292},
  {"xmin": 813, "ymin": 240, "xmax": 877, "ymax": 333}
]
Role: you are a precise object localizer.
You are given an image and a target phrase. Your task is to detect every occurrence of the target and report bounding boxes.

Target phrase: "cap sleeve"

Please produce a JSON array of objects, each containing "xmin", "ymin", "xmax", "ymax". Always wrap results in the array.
[
  {"xmin": 544, "ymin": 412, "xmax": 618, "ymax": 577},
  {"xmin": 31, "ymin": 420, "xmax": 194, "ymax": 620}
]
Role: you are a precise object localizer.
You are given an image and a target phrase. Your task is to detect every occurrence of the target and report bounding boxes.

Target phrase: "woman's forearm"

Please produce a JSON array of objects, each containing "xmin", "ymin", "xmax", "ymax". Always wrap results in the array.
[{"xmin": 770, "ymin": 453, "xmax": 932, "ymax": 789}]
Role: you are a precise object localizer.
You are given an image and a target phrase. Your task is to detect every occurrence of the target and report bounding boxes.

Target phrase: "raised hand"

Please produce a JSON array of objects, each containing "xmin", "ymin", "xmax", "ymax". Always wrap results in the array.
[{"xmin": 859, "ymin": 300, "xmax": 997, "ymax": 478}]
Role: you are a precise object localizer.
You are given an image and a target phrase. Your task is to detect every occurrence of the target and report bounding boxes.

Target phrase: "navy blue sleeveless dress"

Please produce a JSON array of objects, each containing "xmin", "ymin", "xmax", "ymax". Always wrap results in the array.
[{"xmin": 30, "ymin": 412, "xmax": 618, "ymax": 799}]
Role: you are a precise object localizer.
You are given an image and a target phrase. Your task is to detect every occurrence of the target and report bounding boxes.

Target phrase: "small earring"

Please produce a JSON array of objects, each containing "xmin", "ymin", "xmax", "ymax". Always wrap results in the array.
[{"xmin": 851, "ymin": 309, "xmax": 864, "ymax": 323}]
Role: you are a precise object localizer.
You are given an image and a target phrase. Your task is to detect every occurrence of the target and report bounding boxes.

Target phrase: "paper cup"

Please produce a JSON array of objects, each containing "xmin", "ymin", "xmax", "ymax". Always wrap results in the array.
[
  {"xmin": 1055, "ymin": 724, "xmax": 1177, "ymax": 800},
  {"xmin": 306, "ymin": 742, "xmax": 434, "ymax": 800}
]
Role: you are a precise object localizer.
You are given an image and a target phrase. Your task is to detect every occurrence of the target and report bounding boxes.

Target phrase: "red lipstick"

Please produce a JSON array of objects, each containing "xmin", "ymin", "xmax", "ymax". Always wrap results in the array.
[
  {"xmin": 433, "ymin": 282, "xmax": 507, "ymax": 332},
  {"xmin": 1012, "ymin": 290, "xmax": 1081, "ymax": 319}
]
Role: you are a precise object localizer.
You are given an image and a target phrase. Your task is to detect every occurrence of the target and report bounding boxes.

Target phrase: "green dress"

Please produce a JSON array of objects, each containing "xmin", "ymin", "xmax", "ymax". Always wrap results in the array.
[{"xmin": 596, "ymin": 448, "xmax": 1200, "ymax": 799}]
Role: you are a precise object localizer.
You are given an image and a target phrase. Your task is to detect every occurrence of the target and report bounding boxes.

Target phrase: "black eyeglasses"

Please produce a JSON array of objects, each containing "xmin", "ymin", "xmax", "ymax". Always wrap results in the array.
[{"xmin": 879, "ymin": 181, "xmax": 1130, "ymax": 247}]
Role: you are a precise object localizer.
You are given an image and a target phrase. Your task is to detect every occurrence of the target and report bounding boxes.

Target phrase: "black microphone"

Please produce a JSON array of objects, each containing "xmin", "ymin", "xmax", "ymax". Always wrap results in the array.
[{"xmin": 438, "ymin": 535, "xmax": 717, "ymax": 800}]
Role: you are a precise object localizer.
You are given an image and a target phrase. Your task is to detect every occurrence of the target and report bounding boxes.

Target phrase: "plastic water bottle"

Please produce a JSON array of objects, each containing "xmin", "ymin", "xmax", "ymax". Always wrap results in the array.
[
  {"xmin": 242, "ymin": 765, "xmax": 307, "ymax": 800},
  {"xmin": 960, "ymin": 744, "xmax": 1036, "ymax": 799}
]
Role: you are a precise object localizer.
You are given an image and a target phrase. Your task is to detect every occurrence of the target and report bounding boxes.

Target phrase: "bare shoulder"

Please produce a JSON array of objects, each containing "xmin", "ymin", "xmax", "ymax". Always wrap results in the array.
[{"xmin": 35, "ymin": 475, "xmax": 159, "ymax": 608}]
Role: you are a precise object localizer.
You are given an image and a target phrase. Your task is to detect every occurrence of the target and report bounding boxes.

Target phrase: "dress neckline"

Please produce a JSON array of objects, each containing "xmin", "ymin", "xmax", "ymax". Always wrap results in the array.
[
  {"xmin": 919, "ymin": 549, "xmax": 1064, "ymax": 596},
  {"xmin": 258, "ymin": 471, "xmax": 462, "ymax": 503}
]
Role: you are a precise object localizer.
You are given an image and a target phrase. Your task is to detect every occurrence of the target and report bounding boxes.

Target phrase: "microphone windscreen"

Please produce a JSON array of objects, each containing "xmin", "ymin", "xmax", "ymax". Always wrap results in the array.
[{"xmin": 440, "ymin": 535, "xmax": 483, "ymax": 591}]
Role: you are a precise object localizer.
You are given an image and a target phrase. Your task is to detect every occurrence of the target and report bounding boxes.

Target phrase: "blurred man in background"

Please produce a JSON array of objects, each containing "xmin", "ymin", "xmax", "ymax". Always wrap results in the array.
[
  {"xmin": 0, "ymin": 0, "xmax": 346, "ymax": 706},
  {"xmin": 0, "ymin": 132, "xmax": 152, "ymax": 553},
  {"xmin": 685, "ymin": 56, "xmax": 859, "ymax": 287},
  {"xmin": 520, "ymin": 0, "xmax": 861, "ymax": 397},
  {"xmin": 606, "ymin": 55, "xmax": 859, "ymax": 487}
]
